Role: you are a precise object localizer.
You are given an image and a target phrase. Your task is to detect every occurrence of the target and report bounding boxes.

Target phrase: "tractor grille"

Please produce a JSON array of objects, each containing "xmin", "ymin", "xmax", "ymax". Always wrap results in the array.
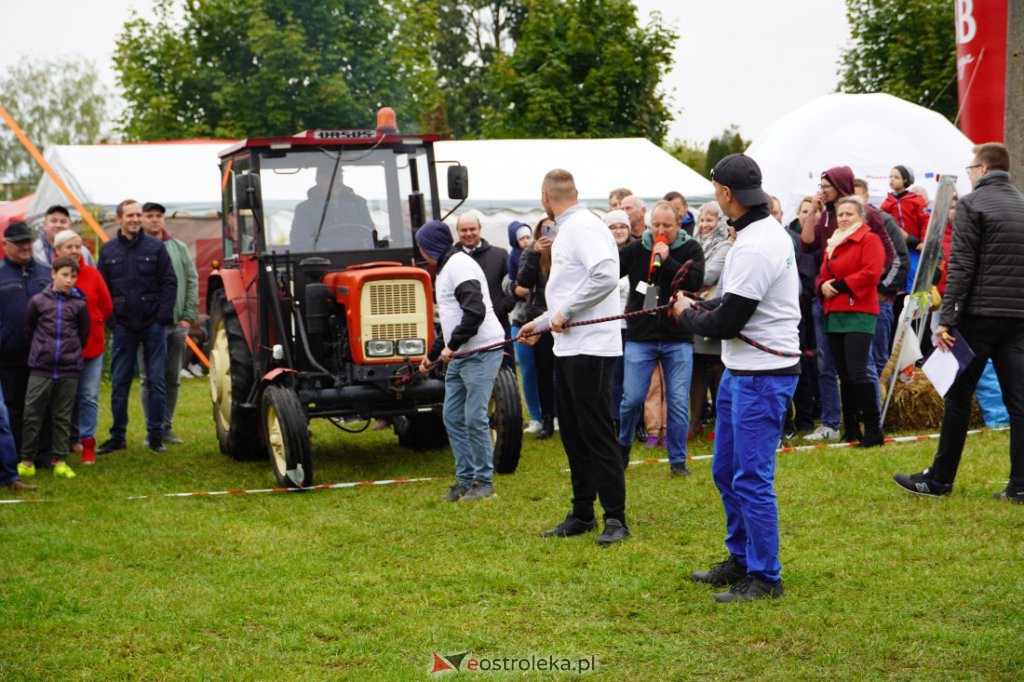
[
  {"xmin": 360, "ymin": 279, "xmax": 429, "ymax": 360},
  {"xmin": 368, "ymin": 282, "xmax": 417, "ymax": 316},
  {"xmin": 369, "ymin": 323, "xmax": 419, "ymax": 340}
]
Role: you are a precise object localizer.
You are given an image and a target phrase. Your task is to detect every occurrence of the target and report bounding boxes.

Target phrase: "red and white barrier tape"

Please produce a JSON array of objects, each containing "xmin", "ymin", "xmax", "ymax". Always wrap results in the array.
[
  {"xmin": 126, "ymin": 476, "xmax": 437, "ymax": 500},
  {"xmin": 0, "ymin": 498, "xmax": 45, "ymax": 505},
  {"xmin": 622, "ymin": 426, "xmax": 1009, "ymax": 468}
]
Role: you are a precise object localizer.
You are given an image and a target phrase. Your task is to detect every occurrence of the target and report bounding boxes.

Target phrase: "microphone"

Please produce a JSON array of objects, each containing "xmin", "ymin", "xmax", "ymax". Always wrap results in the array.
[{"xmin": 649, "ymin": 234, "xmax": 669, "ymax": 278}]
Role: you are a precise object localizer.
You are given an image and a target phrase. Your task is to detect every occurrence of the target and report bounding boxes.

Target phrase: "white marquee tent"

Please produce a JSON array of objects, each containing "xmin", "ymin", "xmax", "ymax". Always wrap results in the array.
[
  {"xmin": 746, "ymin": 93, "xmax": 976, "ymax": 224},
  {"xmin": 26, "ymin": 137, "xmax": 712, "ymax": 246}
]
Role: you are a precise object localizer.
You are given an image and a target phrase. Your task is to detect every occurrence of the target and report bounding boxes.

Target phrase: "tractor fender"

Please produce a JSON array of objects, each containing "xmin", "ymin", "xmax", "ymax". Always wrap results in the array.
[
  {"xmin": 208, "ymin": 269, "xmax": 256, "ymax": 352},
  {"xmin": 261, "ymin": 367, "xmax": 299, "ymax": 386}
]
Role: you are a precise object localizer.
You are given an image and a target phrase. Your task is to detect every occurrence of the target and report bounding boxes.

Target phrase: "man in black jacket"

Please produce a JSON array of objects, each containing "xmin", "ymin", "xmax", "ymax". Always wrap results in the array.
[
  {"xmin": 454, "ymin": 212, "xmax": 513, "ymax": 369},
  {"xmin": 97, "ymin": 200, "xmax": 177, "ymax": 454},
  {"xmin": 617, "ymin": 200, "xmax": 704, "ymax": 475},
  {"xmin": 894, "ymin": 143, "xmax": 1024, "ymax": 503}
]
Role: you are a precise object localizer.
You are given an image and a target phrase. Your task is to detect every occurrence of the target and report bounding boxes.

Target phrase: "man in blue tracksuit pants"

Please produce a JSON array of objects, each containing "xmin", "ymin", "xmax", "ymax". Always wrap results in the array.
[{"xmin": 672, "ymin": 154, "xmax": 801, "ymax": 602}]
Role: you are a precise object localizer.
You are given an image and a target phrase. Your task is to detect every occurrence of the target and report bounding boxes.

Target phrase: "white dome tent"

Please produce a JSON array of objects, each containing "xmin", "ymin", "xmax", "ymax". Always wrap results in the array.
[{"xmin": 746, "ymin": 93, "xmax": 976, "ymax": 223}]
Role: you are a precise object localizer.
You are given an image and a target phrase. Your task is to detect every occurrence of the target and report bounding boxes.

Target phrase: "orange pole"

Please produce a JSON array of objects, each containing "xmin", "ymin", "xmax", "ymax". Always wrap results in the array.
[{"xmin": 0, "ymin": 101, "xmax": 210, "ymax": 368}]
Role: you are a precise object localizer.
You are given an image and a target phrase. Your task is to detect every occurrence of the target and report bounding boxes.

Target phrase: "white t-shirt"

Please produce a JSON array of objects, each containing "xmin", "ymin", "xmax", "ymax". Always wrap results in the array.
[
  {"xmin": 436, "ymin": 251, "xmax": 505, "ymax": 351},
  {"xmin": 544, "ymin": 204, "xmax": 622, "ymax": 357},
  {"xmin": 719, "ymin": 215, "xmax": 801, "ymax": 371}
]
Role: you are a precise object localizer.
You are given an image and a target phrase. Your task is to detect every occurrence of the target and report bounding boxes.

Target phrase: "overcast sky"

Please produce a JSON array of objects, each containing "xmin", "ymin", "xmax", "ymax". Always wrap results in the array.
[{"xmin": 0, "ymin": 0, "xmax": 850, "ymax": 144}]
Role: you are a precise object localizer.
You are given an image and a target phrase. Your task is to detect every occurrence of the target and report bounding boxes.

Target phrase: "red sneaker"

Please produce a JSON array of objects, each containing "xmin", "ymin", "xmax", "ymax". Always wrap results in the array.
[{"xmin": 81, "ymin": 437, "xmax": 96, "ymax": 465}]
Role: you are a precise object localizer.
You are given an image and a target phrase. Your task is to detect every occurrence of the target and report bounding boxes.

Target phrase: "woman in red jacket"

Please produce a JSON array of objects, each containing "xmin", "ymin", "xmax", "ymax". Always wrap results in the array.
[
  {"xmin": 54, "ymin": 230, "xmax": 113, "ymax": 464},
  {"xmin": 817, "ymin": 197, "xmax": 886, "ymax": 447}
]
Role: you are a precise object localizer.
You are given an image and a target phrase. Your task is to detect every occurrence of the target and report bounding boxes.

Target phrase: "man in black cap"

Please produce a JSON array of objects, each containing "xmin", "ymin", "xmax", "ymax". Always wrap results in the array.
[
  {"xmin": 32, "ymin": 205, "xmax": 95, "ymax": 266},
  {"xmin": 671, "ymin": 154, "xmax": 801, "ymax": 603},
  {"xmin": 0, "ymin": 221, "xmax": 52, "ymax": 459},
  {"xmin": 138, "ymin": 201, "xmax": 198, "ymax": 445}
]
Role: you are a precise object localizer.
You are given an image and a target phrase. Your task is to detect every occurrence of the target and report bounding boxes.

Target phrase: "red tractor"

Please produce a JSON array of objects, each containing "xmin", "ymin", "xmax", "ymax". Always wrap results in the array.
[{"xmin": 207, "ymin": 109, "xmax": 522, "ymax": 487}]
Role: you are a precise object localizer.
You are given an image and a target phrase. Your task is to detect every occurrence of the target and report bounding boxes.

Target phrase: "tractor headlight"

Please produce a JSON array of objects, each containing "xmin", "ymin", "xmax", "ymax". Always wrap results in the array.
[
  {"xmin": 365, "ymin": 339, "xmax": 395, "ymax": 357},
  {"xmin": 396, "ymin": 339, "xmax": 426, "ymax": 356}
]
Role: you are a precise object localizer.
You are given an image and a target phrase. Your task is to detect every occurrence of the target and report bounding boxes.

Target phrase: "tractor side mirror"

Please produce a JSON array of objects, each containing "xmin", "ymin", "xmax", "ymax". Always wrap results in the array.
[
  {"xmin": 447, "ymin": 165, "xmax": 469, "ymax": 200},
  {"xmin": 234, "ymin": 173, "xmax": 262, "ymax": 211}
]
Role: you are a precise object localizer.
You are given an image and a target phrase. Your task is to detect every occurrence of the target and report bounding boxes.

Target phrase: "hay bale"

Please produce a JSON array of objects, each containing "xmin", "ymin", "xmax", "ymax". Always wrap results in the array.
[{"xmin": 884, "ymin": 370, "xmax": 983, "ymax": 431}]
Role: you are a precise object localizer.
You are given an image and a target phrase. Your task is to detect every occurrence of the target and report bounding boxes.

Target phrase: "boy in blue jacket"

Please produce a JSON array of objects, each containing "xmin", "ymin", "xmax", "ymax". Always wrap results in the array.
[{"xmin": 18, "ymin": 256, "xmax": 90, "ymax": 479}]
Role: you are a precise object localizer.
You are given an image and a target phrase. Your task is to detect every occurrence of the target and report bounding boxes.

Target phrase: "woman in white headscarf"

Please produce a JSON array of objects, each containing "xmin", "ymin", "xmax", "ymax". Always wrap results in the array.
[{"xmin": 688, "ymin": 201, "xmax": 732, "ymax": 441}]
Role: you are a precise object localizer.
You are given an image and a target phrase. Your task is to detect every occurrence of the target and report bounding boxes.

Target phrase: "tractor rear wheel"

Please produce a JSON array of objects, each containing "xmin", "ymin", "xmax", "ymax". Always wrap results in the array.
[
  {"xmin": 208, "ymin": 289, "xmax": 262, "ymax": 460},
  {"xmin": 394, "ymin": 412, "xmax": 448, "ymax": 451},
  {"xmin": 262, "ymin": 383, "xmax": 313, "ymax": 488},
  {"xmin": 491, "ymin": 366, "xmax": 523, "ymax": 474}
]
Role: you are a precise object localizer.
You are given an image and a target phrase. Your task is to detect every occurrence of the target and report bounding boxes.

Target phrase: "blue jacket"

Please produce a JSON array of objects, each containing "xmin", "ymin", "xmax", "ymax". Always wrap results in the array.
[
  {"xmin": 506, "ymin": 220, "xmax": 529, "ymax": 281},
  {"xmin": 98, "ymin": 231, "xmax": 177, "ymax": 331},
  {"xmin": 25, "ymin": 285, "xmax": 90, "ymax": 379},
  {"xmin": 0, "ymin": 256, "xmax": 51, "ymax": 361}
]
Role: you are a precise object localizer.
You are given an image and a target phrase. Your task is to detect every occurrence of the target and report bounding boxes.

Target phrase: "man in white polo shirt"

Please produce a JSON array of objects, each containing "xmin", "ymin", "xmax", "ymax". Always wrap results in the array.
[
  {"xmin": 519, "ymin": 169, "xmax": 627, "ymax": 545},
  {"xmin": 672, "ymin": 154, "xmax": 801, "ymax": 602}
]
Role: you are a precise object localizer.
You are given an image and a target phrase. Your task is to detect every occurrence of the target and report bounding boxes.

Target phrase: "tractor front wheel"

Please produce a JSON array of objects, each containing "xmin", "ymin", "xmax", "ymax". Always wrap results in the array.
[{"xmin": 262, "ymin": 383, "xmax": 313, "ymax": 488}]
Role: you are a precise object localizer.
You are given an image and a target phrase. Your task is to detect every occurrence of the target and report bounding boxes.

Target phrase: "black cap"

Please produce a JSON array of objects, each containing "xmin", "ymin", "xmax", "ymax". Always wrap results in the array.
[
  {"xmin": 4, "ymin": 221, "xmax": 34, "ymax": 242},
  {"xmin": 710, "ymin": 154, "xmax": 768, "ymax": 207},
  {"xmin": 142, "ymin": 202, "xmax": 166, "ymax": 214},
  {"xmin": 45, "ymin": 205, "xmax": 70, "ymax": 218}
]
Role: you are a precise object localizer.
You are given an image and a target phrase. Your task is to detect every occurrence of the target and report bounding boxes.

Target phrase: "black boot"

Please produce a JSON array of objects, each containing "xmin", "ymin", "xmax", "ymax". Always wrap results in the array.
[
  {"xmin": 537, "ymin": 415, "xmax": 555, "ymax": 440},
  {"xmin": 839, "ymin": 381, "xmax": 862, "ymax": 443},
  {"xmin": 854, "ymin": 383, "xmax": 884, "ymax": 448}
]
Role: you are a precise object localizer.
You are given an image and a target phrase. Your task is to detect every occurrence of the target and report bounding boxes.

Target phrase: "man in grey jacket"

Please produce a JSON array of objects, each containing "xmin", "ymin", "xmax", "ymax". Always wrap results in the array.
[{"xmin": 894, "ymin": 143, "xmax": 1024, "ymax": 503}]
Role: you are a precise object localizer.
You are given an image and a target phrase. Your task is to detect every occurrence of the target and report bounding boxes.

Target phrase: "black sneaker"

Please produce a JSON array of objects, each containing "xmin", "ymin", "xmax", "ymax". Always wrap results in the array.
[
  {"xmin": 148, "ymin": 439, "xmax": 166, "ymax": 453},
  {"xmin": 460, "ymin": 481, "xmax": 495, "ymax": 501},
  {"xmin": 96, "ymin": 438, "xmax": 127, "ymax": 455},
  {"xmin": 542, "ymin": 512, "xmax": 597, "ymax": 538},
  {"xmin": 670, "ymin": 461, "xmax": 691, "ymax": 477},
  {"xmin": 992, "ymin": 489, "xmax": 1024, "ymax": 505},
  {"xmin": 713, "ymin": 575, "xmax": 784, "ymax": 603},
  {"xmin": 595, "ymin": 518, "xmax": 631, "ymax": 546},
  {"xmin": 691, "ymin": 556, "xmax": 747, "ymax": 586},
  {"xmin": 893, "ymin": 469, "xmax": 952, "ymax": 498},
  {"xmin": 442, "ymin": 482, "xmax": 469, "ymax": 502}
]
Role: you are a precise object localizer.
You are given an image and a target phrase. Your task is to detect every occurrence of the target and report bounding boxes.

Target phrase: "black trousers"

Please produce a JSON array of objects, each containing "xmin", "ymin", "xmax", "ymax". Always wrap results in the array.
[
  {"xmin": 0, "ymin": 361, "xmax": 51, "ymax": 464},
  {"xmin": 554, "ymin": 355, "xmax": 626, "ymax": 524},
  {"xmin": 827, "ymin": 331, "xmax": 875, "ymax": 385},
  {"xmin": 930, "ymin": 316, "xmax": 1024, "ymax": 490},
  {"xmin": 791, "ymin": 296, "xmax": 820, "ymax": 430},
  {"xmin": 533, "ymin": 333, "xmax": 555, "ymax": 418}
]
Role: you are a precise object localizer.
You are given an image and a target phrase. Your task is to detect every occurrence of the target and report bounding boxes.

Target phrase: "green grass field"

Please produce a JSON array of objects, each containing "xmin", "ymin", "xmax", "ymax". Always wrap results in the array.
[{"xmin": 2, "ymin": 377, "xmax": 1023, "ymax": 680}]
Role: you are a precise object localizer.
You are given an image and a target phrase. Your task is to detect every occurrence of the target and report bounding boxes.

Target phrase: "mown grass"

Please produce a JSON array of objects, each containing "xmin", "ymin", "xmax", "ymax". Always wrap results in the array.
[{"xmin": 2, "ymin": 377, "xmax": 1023, "ymax": 680}]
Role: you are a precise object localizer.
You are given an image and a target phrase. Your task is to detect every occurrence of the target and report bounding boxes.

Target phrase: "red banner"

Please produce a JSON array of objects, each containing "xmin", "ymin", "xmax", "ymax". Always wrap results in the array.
[{"xmin": 955, "ymin": 0, "xmax": 1008, "ymax": 143}]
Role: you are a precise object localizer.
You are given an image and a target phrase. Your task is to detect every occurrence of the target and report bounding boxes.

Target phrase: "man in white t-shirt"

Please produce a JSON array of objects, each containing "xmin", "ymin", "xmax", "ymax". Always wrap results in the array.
[
  {"xmin": 671, "ymin": 154, "xmax": 801, "ymax": 602},
  {"xmin": 519, "ymin": 169, "xmax": 627, "ymax": 545},
  {"xmin": 416, "ymin": 220, "xmax": 505, "ymax": 502}
]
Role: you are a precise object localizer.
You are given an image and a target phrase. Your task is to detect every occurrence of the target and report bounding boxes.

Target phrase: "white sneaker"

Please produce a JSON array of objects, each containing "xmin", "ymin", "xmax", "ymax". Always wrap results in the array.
[
  {"xmin": 524, "ymin": 420, "xmax": 543, "ymax": 434},
  {"xmin": 803, "ymin": 425, "xmax": 839, "ymax": 441},
  {"xmin": 553, "ymin": 418, "xmax": 559, "ymax": 431}
]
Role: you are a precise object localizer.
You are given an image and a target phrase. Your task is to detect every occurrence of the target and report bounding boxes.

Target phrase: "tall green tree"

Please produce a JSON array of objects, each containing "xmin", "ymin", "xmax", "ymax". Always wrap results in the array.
[
  {"xmin": 0, "ymin": 57, "xmax": 109, "ymax": 195},
  {"xmin": 483, "ymin": 0, "xmax": 675, "ymax": 142},
  {"xmin": 837, "ymin": 0, "xmax": 957, "ymax": 121},
  {"xmin": 114, "ymin": 0, "xmax": 407, "ymax": 139},
  {"xmin": 704, "ymin": 125, "xmax": 747, "ymax": 177}
]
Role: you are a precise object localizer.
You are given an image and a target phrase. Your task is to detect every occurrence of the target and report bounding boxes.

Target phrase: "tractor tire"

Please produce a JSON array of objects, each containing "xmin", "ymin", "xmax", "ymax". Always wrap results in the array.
[
  {"xmin": 394, "ymin": 412, "xmax": 448, "ymax": 451},
  {"xmin": 208, "ymin": 289, "xmax": 262, "ymax": 460},
  {"xmin": 262, "ymin": 383, "xmax": 313, "ymax": 488},
  {"xmin": 490, "ymin": 366, "xmax": 523, "ymax": 474}
]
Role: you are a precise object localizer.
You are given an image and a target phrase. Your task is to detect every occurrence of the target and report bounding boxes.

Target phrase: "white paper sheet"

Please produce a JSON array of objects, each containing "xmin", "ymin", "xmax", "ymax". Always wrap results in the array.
[{"xmin": 921, "ymin": 349, "xmax": 960, "ymax": 397}]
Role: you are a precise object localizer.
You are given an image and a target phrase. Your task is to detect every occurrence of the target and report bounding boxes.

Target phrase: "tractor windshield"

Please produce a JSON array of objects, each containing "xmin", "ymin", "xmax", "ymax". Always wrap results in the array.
[{"xmin": 257, "ymin": 147, "xmax": 430, "ymax": 253}]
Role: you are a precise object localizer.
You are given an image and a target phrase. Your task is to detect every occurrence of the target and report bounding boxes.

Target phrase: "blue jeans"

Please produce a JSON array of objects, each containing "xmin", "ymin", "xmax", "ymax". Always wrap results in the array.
[
  {"xmin": 110, "ymin": 323, "xmax": 168, "ymax": 441},
  {"xmin": 511, "ymin": 325, "xmax": 542, "ymax": 422},
  {"xmin": 812, "ymin": 299, "xmax": 840, "ymax": 430},
  {"xmin": 0, "ymin": 381, "xmax": 20, "ymax": 485},
  {"xmin": 75, "ymin": 353, "xmax": 104, "ymax": 441},
  {"xmin": 140, "ymin": 324, "xmax": 187, "ymax": 432},
  {"xmin": 443, "ymin": 349, "xmax": 503, "ymax": 486},
  {"xmin": 872, "ymin": 300, "xmax": 895, "ymax": 376},
  {"xmin": 713, "ymin": 370, "xmax": 798, "ymax": 583},
  {"xmin": 618, "ymin": 340, "xmax": 693, "ymax": 463}
]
